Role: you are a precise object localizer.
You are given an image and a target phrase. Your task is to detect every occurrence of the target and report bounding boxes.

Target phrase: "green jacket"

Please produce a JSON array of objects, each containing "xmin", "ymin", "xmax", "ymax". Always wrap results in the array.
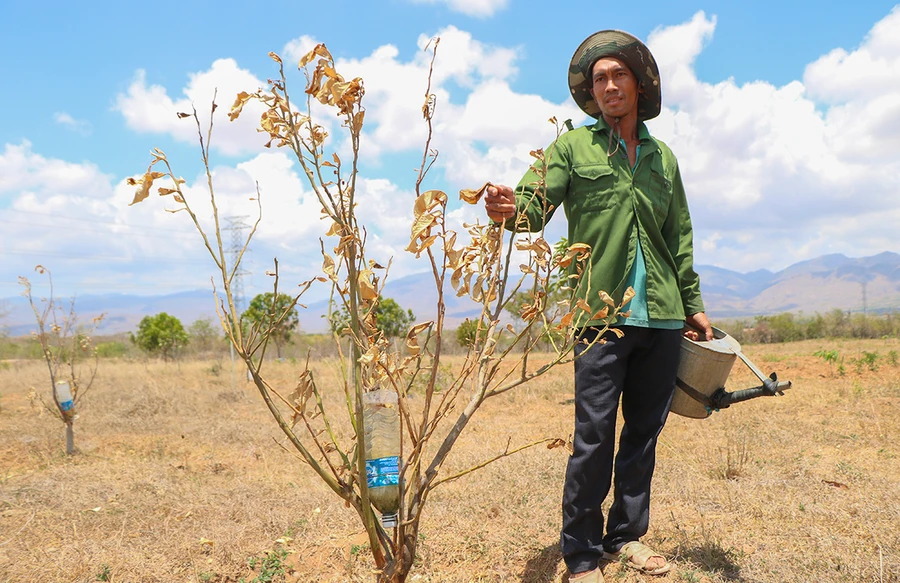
[{"xmin": 510, "ymin": 118, "xmax": 704, "ymax": 327}]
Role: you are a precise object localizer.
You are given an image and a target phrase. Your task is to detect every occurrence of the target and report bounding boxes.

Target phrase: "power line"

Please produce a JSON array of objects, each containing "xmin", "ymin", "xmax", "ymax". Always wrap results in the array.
[
  {"xmin": 0, "ymin": 249, "xmax": 209, "ymax": 264},
  {"xmin": 1, "ymin": 218, "xmax": 198, "ymax": 240},
  {"xmin": 0, "ymin": 277, "xmax": 225, "ymax": 292},
  {"xmin": 0, "ymin": 208, "xmax": 199, "ymax": 235}
]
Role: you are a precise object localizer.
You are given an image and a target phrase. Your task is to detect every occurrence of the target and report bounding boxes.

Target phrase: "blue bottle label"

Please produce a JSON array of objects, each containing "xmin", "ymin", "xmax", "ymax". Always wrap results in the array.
[
  {"xmin": 59, "ymin": 400, "xmax": 74, "ymax": 412},
  {"xmin": 366, "ymin": 456, "xmax": 399, "ymax": 488}
]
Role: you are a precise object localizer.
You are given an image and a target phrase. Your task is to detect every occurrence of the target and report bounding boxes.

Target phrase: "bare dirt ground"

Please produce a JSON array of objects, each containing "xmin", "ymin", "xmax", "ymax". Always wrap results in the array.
[{"xmin": 1, "ymin": 337, "xmax": 898, "ymax": 582}]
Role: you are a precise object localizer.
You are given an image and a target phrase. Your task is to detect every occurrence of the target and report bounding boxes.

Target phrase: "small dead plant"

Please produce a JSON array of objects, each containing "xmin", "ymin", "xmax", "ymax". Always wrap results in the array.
[
  {"xmin": 19, "ymin": 266, "xmax": 104, "ymax": 455},
  {"xmin": 715, "ymin": 424, "xmax": 751, "ymax": 480}
]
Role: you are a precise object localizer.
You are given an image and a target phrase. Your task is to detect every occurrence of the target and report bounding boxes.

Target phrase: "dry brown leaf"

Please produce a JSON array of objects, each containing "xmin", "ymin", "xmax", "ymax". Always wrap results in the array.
[
  {"xmin": 546, "ymin": 438, "xmax": 567, "ymax": 450},
  {"xmin": 128, "ymin": 173, "xmax": 154, "ymax": 206},
  {"xmin": 405, "ymin": 321, "xmax": 433, "ymax": 356},
  {"xmin": 591, "ymin": 306, "xmax": 609, "ymax": 320},
  {"xmin": 459, "ymin": 182, "xmax": 491, "ymax": 205},
  {"xmin": 358, "ymin": 269, "xmax": 377, "ymax": 301},
  {"xmin": 229, "ymin": 91, "xmax": 253, "ymax": 122},
  {"xmin": 622, "ymin": 286, "xmax": 636, "ymax": 306},
  {"xmin": 557, "ymin": 243, "xmax": 592, "ymax": 268},
  {"xmin": 322, "ymin": 254, "xmax": 337, "ymax": 281},
  {"xmin": 598, "ymin": 290, "xmax": 615, "ymax": 307},
  {"xmin": 413, "ymin": 189, "xmax": 447, "ymax": 215},
  {"xmin": 351, "ymin": 110, "xmax": 365, "ymax": 134},
  {"xmin": 358, "ymin": 344, "xmax": 379, "ymax": 366},
  {"xmin": 407, "ymin": 190, "xmax": 447, "ymax": 256},
  {"xmin": 299, "ymin": 44, "xmax": 332, "ymax": 68},
  {"xmin": 289, "ymin": 371, "xmax": 315, "ymax": 425},
  {"xmin": 409, "ymin": 213, "xmax": 438, "ymax": 243}
]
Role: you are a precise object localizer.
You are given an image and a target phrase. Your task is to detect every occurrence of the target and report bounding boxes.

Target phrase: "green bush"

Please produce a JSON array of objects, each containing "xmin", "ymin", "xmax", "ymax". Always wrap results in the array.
[
  {"xmin": 131, "ymin": 312, "xmax": 189, "ymax": 362},
  {"xmin": 456, "ymin": 319, "xmax": 479, "ymax": 348},
  {"xmin": 95, "ymin": 341, "xmax": 128, "ymax": 358}
]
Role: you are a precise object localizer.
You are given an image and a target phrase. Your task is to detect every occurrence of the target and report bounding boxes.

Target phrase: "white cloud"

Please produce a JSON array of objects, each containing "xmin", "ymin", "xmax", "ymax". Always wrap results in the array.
[
  {"xmin": 0, "ymin": 141, "xmax": 209, "ymax": 298},
  {"xmin": 641, "ymin": 10, "xmax": 900, "ymax": 272},
  {"xmin": 804, "ymin": 6, "xmax": 900, "ymax": 105},
  {"xmin": 0, "ymin": 141, "xmax": 328, "ymax": 299},
  {"xmin": 0, "ymin": 141, "xmax": 111, "ymax": 198},
  {"xmin": 281, "ymin": 35, "xmax": 320, "ymax": 67},
  {"xmin": 114, "ymin": 26, "xmax": 540, "ymax": 190},
  {"xmin": 330, "ymin": 26, "xmax": 521, "ymax": 163},
  {"xmin": 406, "ymin": 0, "xmax": 508, "ymax": 18},
  {"xmin": 434, "ymin": 79, "xmax": 584, "ymax": 188},
  {"xmin": 418, "ymin": 27, "xmax": 518, "ymax": 86},
  {"xmin": 804, "ymin": 6, "xmax": 900, "ymax": 162},
  {"xmin": 330, "ymin": 25, "xmax": 576, "ymax": 192},
  {"xmin": 649, "ymin": 10, "xmax": 717, "ymax": 107},
  {"xmin": 114, "ymin": 60, "xmax": 272, "ymax": 157},
  {"xmin": 53, "ymin": 112, "xmax": 92, "ymax": 135}
]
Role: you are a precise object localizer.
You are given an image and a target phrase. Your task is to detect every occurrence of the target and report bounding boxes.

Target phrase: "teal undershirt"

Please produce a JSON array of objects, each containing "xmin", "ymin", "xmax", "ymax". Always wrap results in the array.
[{"xmin": 618, "ymin": 140, "xmax": 684, "ymax": 330}]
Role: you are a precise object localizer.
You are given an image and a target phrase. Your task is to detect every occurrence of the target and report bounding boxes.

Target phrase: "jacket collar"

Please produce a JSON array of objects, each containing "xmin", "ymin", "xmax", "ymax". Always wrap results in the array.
[{"xmin": 589, "ymin": 116, "xmax": 653, "ymax": 143}]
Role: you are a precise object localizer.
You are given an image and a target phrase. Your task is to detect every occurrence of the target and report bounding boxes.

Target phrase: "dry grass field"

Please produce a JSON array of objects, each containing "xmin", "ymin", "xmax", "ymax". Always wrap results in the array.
[{"xmin": 1, "ymin": 337, "xmax": 898, "ymax": 583}]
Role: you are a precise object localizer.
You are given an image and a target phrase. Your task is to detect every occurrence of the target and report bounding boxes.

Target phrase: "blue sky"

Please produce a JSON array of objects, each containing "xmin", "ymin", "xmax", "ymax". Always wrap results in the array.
[{"xmin": 2, "ymin": 0, "xmax": 900, "ymax": 306}]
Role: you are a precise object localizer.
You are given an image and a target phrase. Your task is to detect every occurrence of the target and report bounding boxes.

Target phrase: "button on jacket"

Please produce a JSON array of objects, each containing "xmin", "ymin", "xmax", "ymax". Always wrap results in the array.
[{"xmin": 508, "ymin": 117, "xmax": 704, "ymax": 327}]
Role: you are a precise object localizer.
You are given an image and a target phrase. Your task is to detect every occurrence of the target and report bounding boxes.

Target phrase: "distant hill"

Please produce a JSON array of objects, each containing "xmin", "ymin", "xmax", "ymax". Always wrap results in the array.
[
  {"xmin": 701, "ymin": 251, "xmax": 900, "ymax": 318},
  {"xmin": 3, "ymin": 252, "xmax": 900, "ymax": 335},
  {"xmin": 1, "ymin": 289, "xmax": 223, "ymax": 337}
]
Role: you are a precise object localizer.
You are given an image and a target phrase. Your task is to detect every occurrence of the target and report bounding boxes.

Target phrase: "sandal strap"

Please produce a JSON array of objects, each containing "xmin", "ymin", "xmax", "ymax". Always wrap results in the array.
[{"xmin": 621, "ymin": 541, "xmax": 668, "ymax": 569}]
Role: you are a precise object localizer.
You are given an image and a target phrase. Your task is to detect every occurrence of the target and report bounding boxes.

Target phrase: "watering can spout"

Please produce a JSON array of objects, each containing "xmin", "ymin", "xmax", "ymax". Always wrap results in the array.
[
  {"xmin": 707, "ymin": 372, "xmax": 792, "ymax": 410},
  {"xmin": 671, "ymin": 327, "xmax": 793, "ymax": 419}
]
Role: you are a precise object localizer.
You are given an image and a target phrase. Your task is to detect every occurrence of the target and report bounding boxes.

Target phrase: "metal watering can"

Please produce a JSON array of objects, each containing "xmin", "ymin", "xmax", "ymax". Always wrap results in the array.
[{"xmin": 671, "ymin": 326, "xmax": 793, "ymax": 419}]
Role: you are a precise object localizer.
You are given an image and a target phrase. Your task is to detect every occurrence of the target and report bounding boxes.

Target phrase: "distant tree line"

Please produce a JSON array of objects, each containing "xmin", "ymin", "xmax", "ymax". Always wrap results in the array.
[
  {"xmin": 4, "ymin": 307, "xmax": 900, "ymax": 361},
  {"xmin": 721, "ymin": 309, "xmax": 900, "ymax": 344}
]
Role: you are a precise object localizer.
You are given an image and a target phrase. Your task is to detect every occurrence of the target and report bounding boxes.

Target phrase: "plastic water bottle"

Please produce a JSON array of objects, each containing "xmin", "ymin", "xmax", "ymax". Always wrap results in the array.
[
  {"xmin": 54, "ymin": 381, "xmax": 74, "ymax": 418},
  {"xmin": 362, "ymin": 388, "xmax": 400, "ymax": 528}
]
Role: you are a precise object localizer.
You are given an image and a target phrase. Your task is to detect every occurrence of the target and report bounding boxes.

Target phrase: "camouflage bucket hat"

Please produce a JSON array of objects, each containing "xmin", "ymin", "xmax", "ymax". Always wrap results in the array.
[{"xmin": 568, "ymin": 30, "xmax": 661, "ymax": 121}]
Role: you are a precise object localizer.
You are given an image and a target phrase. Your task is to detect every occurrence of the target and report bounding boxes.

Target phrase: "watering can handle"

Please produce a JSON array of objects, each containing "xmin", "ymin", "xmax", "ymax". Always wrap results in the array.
[
  {"xmin": 734, "ymin": 349, "xmax": 770, "ymax": 384},
  {"xmin": 733, "ymin": 348, "xmax": 790, "ymax": 393}
]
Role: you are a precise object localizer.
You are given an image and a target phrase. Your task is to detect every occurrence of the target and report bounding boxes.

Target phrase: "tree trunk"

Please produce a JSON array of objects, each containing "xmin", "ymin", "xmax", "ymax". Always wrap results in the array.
[
  {"xmin": 65, "ymin": 420, "xmax": 74, "ymax": 455},
  {"xmin": 378, "ymin": 534, "xmax": 417, "ymax": 583}
]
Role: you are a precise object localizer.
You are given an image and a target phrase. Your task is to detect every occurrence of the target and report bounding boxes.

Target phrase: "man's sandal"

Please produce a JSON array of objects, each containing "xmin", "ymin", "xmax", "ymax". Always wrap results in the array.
[{"xmin": 602, "ymin": 541, "xmax": 671, "ymax": 575}]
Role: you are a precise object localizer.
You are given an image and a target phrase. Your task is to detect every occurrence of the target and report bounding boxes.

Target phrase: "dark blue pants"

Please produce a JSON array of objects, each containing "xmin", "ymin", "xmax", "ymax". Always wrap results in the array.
[{"xmin": 561, "ymin": 326, "xmax": 681, "ymax": 574}]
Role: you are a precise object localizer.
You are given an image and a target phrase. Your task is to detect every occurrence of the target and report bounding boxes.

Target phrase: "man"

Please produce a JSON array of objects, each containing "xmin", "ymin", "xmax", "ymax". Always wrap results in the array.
[{"xmin": 483, "ymin": 30, "xmax": 713, "ymax": 582}]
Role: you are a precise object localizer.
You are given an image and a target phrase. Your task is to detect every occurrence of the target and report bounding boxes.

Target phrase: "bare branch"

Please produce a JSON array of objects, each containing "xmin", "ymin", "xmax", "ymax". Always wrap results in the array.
[{"xmin": 431, "ymin": 437, "xmax": 563, "ymax": 489}]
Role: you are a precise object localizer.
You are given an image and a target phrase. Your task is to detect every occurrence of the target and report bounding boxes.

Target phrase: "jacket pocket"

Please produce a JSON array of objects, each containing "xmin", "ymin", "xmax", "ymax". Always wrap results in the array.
[
  {"xmin": 646, "ymin": 168, "xmax": 672, "ymax": 222},
  {"xmin": 571, "ymin": 163, "xmax": 615, "ymax": 212}
]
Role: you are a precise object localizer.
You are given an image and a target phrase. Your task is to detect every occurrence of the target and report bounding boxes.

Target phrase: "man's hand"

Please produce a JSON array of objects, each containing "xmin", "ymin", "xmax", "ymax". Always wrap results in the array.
[
  {"xmin": 484, "ymin": 184, "xmax": 516, "ymax": 222},
  {"xmin": 684, "ymin": 312, "xmax": 713, "ymax": 341}
]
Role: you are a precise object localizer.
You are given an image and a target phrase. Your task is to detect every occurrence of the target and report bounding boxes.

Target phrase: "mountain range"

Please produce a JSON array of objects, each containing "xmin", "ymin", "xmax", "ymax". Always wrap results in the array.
[{"xmin": 3, "ymin": 252, "xmax": 899, "ymax": 336}]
